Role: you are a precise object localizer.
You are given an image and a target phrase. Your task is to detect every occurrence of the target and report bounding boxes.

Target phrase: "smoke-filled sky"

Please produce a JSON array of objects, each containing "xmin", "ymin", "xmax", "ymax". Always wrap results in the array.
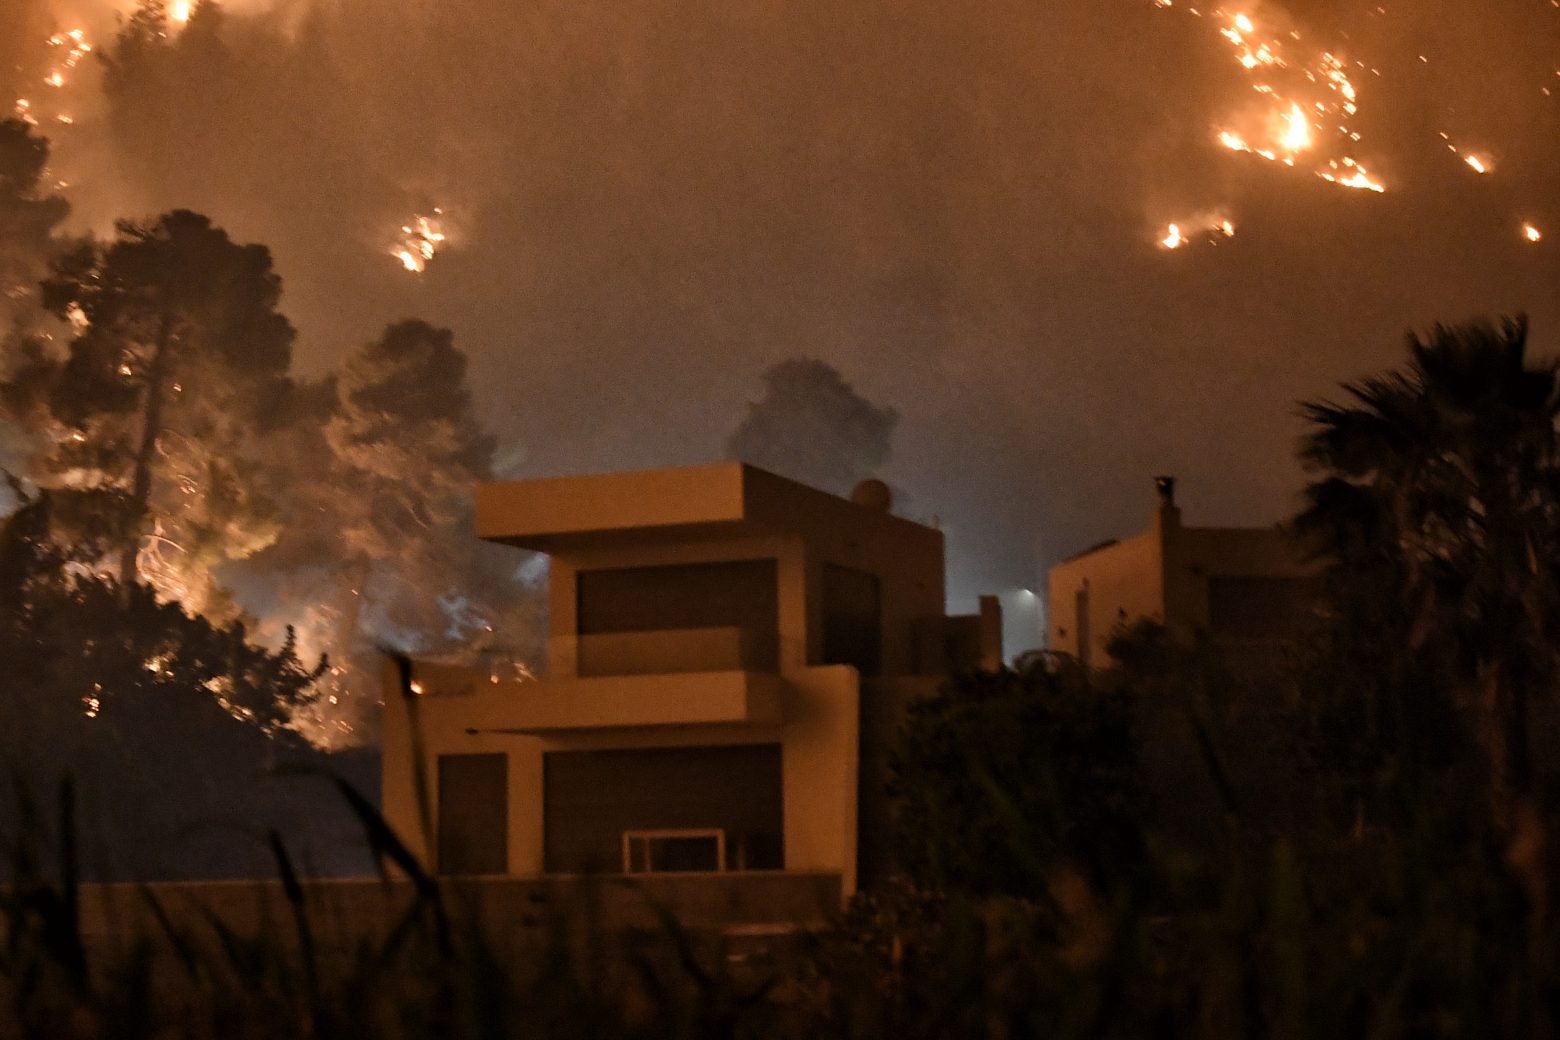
[{"xmin": 7, "ymin": 0, "xmax": 1560, "ymax": 609}]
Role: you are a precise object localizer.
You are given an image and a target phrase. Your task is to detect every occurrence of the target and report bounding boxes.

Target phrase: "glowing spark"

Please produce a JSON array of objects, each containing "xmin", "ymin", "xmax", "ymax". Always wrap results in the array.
[
  {"xmin": 171, "ymin": 1, "xmax": 192, "ymax": 22},
  {"xmin": 1160, "ymin": 223, "xmax": 1185, "ymax": 250},
  {"xmin": 1317, "ymin": 158, "xmax": 1386, "ymax": 193},
  {"xmin": 1523, "ymin": 223, "xmax": 1543, "ymax": 242},
  {"xmin": 410, "ymin": 680, "xmax": 425, "ymax": 696},
  {"xmin": 45, "ymin": 73, "xmax": 64, "ymax": 88},
  {"xmin": 1233, "ymin": 12, "xmax": 1255, "ymax": 33},
  {"xmin": 1463, "ymin": 154, "xmax": 1491, "ymax": 175}
]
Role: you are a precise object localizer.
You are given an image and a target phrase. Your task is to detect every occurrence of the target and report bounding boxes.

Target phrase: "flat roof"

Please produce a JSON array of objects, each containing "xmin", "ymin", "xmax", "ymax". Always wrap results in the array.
[{"xmin": 475, "ymin": 461, "xmax": 939, "ymax": 554}]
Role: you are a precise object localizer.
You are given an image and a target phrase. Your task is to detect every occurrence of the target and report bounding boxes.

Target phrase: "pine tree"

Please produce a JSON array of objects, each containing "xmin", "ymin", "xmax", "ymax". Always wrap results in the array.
[{"xmin": 3, "ymin": 210, "xmax": 294, "ymax": 614}]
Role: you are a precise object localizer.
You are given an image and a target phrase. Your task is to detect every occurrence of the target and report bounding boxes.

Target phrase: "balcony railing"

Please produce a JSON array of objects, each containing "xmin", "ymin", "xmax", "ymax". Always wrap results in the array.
[{"xmin": 576, "ymin": 626, "xmax": 777, "ymax": 677}]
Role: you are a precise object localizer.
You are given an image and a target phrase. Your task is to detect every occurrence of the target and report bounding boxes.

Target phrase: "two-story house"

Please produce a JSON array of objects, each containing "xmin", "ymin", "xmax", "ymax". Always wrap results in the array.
[{"xmin": 381, "ymin": 462, "xmax": 1000, "ymax": 898}]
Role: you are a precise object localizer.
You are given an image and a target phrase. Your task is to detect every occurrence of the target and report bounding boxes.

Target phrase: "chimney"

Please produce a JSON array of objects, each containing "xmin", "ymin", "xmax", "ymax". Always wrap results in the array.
[{"xmin": 1153, "ymin": 475, "xmax": 1181, "ymax": 532}]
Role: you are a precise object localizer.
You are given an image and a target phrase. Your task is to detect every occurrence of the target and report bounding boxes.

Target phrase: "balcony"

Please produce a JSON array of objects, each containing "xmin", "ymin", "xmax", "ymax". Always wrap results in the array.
[
  {"xmin": 575, "ymin": 626, "xmax": 776, "ymax": 677},
  {"xmin": 459, "ymin": 668, "xmax": 785, "ymax": 735}
]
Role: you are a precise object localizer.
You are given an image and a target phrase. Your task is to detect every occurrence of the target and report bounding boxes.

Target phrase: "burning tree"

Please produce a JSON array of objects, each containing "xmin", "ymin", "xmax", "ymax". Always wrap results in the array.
[
  {"xmin": 0, "ymin": 199, "xmax": 540, "ymax": 746},
  {"xmin": 245, "ymin": 319, "xmax": 539, "ymax": 743},
  {"xmin": 0, "ymin": 118, "xmax": 68, "ymax": 320},
  {"xmin": 3, "ymin": 210, "xmax": 294, "ymax": 615}
]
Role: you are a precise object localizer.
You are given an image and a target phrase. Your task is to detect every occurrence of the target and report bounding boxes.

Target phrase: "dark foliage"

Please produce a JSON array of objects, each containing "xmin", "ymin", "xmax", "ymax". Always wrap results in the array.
[
  {"xmin": 0, "ymin": 489, "xmax": 375, "ymax": 881},
  {"xmin": 888, "ymin": 654, "xmax": 1144, "ymax": 899}
]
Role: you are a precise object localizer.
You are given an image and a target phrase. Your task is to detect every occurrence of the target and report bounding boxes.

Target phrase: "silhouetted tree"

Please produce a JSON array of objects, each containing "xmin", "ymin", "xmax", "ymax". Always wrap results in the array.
[
  {"xmin": 889, "ymin": 654, "xmax": 1143, "ymax": 900},
  {"xmin": 727, "ymin": 358, "xmax": 898, "ymax": 495},
  {"xmin": 0, "ymin": 487, "xmax": 348, "ymax": 880},
  {"xmin": 1297, "ymin": 316, "xmax": 1560, "ymax": 840}
]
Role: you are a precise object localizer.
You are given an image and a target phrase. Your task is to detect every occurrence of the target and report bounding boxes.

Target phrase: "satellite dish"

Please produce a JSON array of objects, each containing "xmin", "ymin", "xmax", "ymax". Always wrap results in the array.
[{"xmin": 850, "ymin": 478, "xmax": 893, "ymax": 512}]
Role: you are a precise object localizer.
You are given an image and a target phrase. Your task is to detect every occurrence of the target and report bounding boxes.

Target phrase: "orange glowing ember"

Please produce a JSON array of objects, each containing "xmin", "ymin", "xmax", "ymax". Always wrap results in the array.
[
  {"xmin": 1316, "ymin": 157, "xmax": 1386, "ymax": 193},
  {"xmin": 1158, "ymin": 215, "xmax": 1236, "ymax": 251},
  {"xmin": 391, "ymin": 210, "xmax": 448, "ymax": 274}
]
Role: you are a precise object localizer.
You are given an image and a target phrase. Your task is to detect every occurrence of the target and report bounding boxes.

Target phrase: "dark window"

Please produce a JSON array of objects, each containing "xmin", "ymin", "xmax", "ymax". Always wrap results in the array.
[
  {"xmin": 543, "ymin": 744, "xmax": 783, "ymax": 873},
  {"xmin": 821, "ymin": 563, "xmax": 882, "ymax": 676},
  {"xmin": 577, "ymin": 560, "xmax": 779, "ymax": 670},
  {"xmin": 437, "ymin": 753, "xmax": 508, "ymax": 876},
  {"xmin": 1207, "ymin": 576, "xmax": 1317, "ymax": 639}
]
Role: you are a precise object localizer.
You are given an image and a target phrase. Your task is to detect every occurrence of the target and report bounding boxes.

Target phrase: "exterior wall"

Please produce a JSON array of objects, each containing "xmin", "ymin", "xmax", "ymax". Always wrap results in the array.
[
  {"xmin": 1047, "ymin": 524, "xmax": 1166, "ymax": 666},
  {"xmin": 1162, "ymin": 525, "xmax": 1310, "ymax": 639},
  {"xmin": 779, "ymin": 666, "xmax": 861, "ymax": 894},
  {"xmin": 474, "ymin": 463, "xmax": 749, "ymax": 546},
  {"xmin": 736, "ymin": 469, "xmax": 944, "ymax": 676},
  {"xmin": 857, "ymin": 675, "xmax": 942, "ymax": 888},
  {"xmin": 75, "ymin": 872, "xmax": 845, "ymax": 959},
  {"xmin": 383, "ymin": 664, "xmax": 863, "ymax": 892}
]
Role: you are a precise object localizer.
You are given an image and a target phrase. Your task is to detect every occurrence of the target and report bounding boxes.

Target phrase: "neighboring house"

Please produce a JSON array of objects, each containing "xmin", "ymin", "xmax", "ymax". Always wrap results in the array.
[
  {"xmin": 382, "ymin": 462, "xmax": 1001, "ymax": 898},
  {"xmin": 1047, "ymin": 477, "xmax": 1317, "ymax": 671}
]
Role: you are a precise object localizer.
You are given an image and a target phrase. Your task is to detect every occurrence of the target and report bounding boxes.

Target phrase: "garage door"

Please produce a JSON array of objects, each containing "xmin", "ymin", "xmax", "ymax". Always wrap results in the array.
[{"xmin": 544, "ymin": 744, "xmax": 783, "ymax": 873}]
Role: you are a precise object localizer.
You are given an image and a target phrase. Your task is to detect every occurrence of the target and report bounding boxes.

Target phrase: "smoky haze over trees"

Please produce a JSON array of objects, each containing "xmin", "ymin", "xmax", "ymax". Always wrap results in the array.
[
  {"xmin": 11, "ymin": 0, "xmax": 1557, "ymax": 601},
  {"xmin": 0, "ymin": 118, "xmax": 67, "ymax": 323},
  {"xmin": 727, "ymin": 358, "xmax": 898, "ymax": 496}
]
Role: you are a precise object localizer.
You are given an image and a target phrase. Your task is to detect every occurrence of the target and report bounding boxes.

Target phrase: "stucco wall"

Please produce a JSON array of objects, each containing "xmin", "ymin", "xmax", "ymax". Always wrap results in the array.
[
  {"xmin": 1162, "ymin": 525, "xmax": 1309, "ymax": 636},
  {"xmin": 383, "ymin": 665, "xmax": 865, "ymax": 893},
  {"xmin": 1047, "ymin": 525, "xmax": 1165, "ymax": 665}
]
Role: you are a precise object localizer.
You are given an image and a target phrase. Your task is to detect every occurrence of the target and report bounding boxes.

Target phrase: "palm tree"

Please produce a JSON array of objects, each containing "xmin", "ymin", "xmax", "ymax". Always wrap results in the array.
[{"xmin": 1297, "ymin": 316, "xmax": 1560, "ymax": 837}]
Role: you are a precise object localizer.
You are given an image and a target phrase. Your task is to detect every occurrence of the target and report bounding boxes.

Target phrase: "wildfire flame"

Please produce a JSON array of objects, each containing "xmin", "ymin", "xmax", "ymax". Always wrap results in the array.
[
  {"xmin": 392, "ymin": 210, "xmax": 448, "ymax": 274},
  {"xmin": 1196, "ymin": 8, "xmax": 1387, "ymax": 193},
  {"xmin": 1316, "ymin": 157, "xmax": 1386, "ymax": 193},
  {"xmin": 15, "ymin": 29, "xmax": 91, "ymax": 123},
  {"xmin": 1278, "ymin": 102, "xmax": 1313, "ymax": 154},
  {"xmin": 1158, "ymin": 215, "xmax": 1236, "ymax": 251}
]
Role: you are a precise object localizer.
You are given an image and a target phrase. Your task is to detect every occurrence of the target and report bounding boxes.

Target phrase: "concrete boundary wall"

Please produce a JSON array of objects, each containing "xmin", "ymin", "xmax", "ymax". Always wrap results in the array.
[{"xmin": 72, "ymin": 871, "xmax": 844, "ymax": 948}]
